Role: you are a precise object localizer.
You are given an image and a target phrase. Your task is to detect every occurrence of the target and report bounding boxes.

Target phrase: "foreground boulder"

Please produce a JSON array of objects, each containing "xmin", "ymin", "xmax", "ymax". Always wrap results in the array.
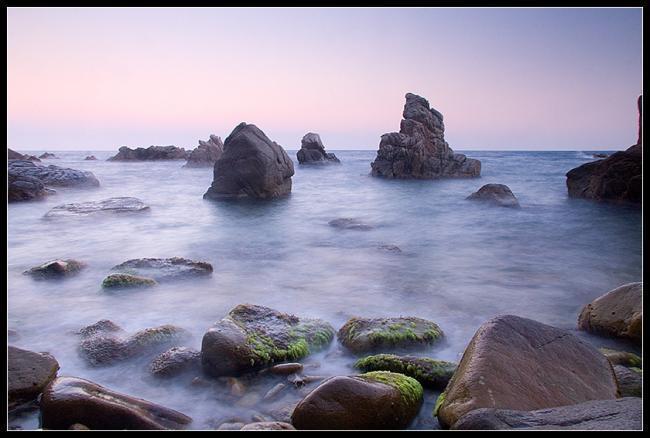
[
  {"xmin": 452, "ymin": 398, "xmax": 641, "ymax": 430},
  {"xmin": 436, "ymin": 315, "xmax": 619, "ymax": 429},
  {"xmin": 40, "ymin": 377, "xmax": 192, "ymax": 430},
  {"xmin": 149, "ymin": 347, "xmax": 201, "ymax": 378},
  {"xmin": 291, "ymin": 371, "xmax": 423, "ymax": 429},
  {"xmin": 201, "ymin": 304, "xmax": 334, "ymax": 377},
  {"xmin": 45, "ymin": 197, "xmax": 150, "ymax": 218},
  {"xmin": 184, "ymin": 135, "xmax": 223, "ymax": 168},
  {"xmin": 578, "ymin": 282, "xmax": 642, "ymax": 344},
  {"xmin": 296, "ymin": 133, "xmax": 340, "ymax": 165},
  {"xmin": 354, "ymin": 353, "xmax": 456, "ymax": 389},
  {"xmin": 8, "ymin": 171, "xmax": 50, "ymax": 202},
  {"xmin": 338, "ymin": 316, "xmax": 443, "ymax": 354},
  {"xmin": 370, "ymin": 93, "xmax": 481, "ymax": 179},
  {"xmin": 8, "ymin": 159, "xmax": 99, "ymax": 187},
  {"xmin": 108, "ymin": 145, "xmax": 188, "ymax": 161},
  {"xmin": 8, "ymin": 148, "xmax": 40, "ymax": 161},
  {"xmin": 8, "ymin": 346, "xmax": 59, "ymax": 411},
  {"xmin": 110, "ymin": 257, "xmax": 213, "ymax": 282},
  {"xmin": 23, "ymin": 259, "xmax": 85, "ymax": 279},
  {"xmin": 203, "ymin": 123, "xmax": 294, "ymax": 200},
  {"xmin": 466, "ymin": 184, "xmax": 520, "ymax": 208}
]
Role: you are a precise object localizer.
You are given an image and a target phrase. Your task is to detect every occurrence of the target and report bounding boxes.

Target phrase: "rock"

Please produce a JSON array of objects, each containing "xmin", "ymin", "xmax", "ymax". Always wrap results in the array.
[
  {"xmin": 150, "ymin": 347, "xmax": 201, "ymax": 378},
  {"xmin": 101, "ymin": 273, "xmax": 157, "ymax": 289},
  {"xmin": 203, "ymin": 123, "xmax": 294, "ymax": 200},
  {"xmin": 225, "ymin": 377, "xmax": 246, "ymax": 397},
  {"xmin": 338, "ymin": 316, "xmax": 443, "ymax": 354},
  {"xmin": 296, "ymin": 132, "xmax": 340, "ymax": 165},
  {"xmin": 267, "ymin": 363, "xmax": 303, "ymax": 376},
  {"xmin": 593, "ymin": 153, "xmax": 609, "ymax": 159},
  {"xmin": 8, "ymin": 329, "xmax": 20, "ymax": 341},
  {"xmin": 84, "ymin": 155, "xmax": 97, "ymax": 160},
  {"xmin": 45, "ymin": 197, "xmax": 150, "ymax": 218},
  {"xmin": 378, "ymin": 244, "xmax": 402, "ymax": 253},
  {"xmin": 108, "ymin": 145, "xmax": 188, "ymax": 161},
  {"xmin": 23, "ymin": 259, "xmax": 85, "ymax": 279},
  {"xmin": 68, "ymin": 424, "xmax": 90, "ymax": 430},
  {"xmin": 613, "ymin": 365, "xmax": 641, "ymax": 397},
  {"xmin": 370, "ymin": 93, "xmax": 481, "ymax": 179},
  {"xmin": 577, "ymin": 282, "xmax": 642, "ymax": 344},
  {"xmin": 240, "ymin": 422, "xmax": 296, "ymax": 430},
  {"xmin": 38, "ymin": 152, "xmax": 58, "ymax": 159},
  {"xmin": 452, "ymin": 397, "xmax": 642, "ymax": 430},
  {"xmin": 184, "ymin": 135, "xmax": 224, "ymax": 168},
  {"xmin": 8, "ymin": 159, "xmax": 99, "ymax": 187},
  {"xmin": 201, "ymin": 304, "xmax": 335, "ymax": 377},
  {"xmin": 218, "ymin": 422, "xmax": 246, "ymax": 430},
  {"xmin": 40, "ymin": 377, "xmax": 192, "ymax": 430},
  {"xmin": 436, "ymin": 315, "xmax": 619, "ymax": 429},
  {"xmin": 8, "ymin": 148, "xmax": 40, "ymax": 161},
  {"xmin": 263, "ymin": 383, "xmax": 287, "ymax": 401},
  {"xmin": 291, "ymin": 371, "xmax": 423, "ymax": 430},
  {"xmin": 354, "ymin": 353, "xmax": 456, "ymax": 389},
  {"xmin": 466, "ymin": 184, "xmax": 520, "ymax": 208},
  {"xmin": 8, "ymin": 171, "xmax": 50, "ymax": 202},
  {"xmin": 328, "ymin": 218, "xmax": 373, "ymax": 230},
  {"xmin": 599, "ymin": 348, "xmax": 642, "ymax": 368},
  {"xmin": 8, "ymin": 346, "xmax": 59, "ymax": 411},
  {"xmin": 110, "ymin": 257, "xmax": 213, "ymax": 282}
]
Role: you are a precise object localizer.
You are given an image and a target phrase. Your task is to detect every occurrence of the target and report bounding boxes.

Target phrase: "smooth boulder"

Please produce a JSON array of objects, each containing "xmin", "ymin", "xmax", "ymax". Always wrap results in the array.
[
  {"xmin": 8, "ymin": 346, "xmax": 59, "ymax": 411},
  {"xmin": 45, "ymin": 197, "xmax": 150, "ymax": 218},
  {"xmin": 296, "ymin": 133, "xmax": 340, "ymax": 164},
  {"xmin": 149, "ymin": 347, "xmax": 201, "ymax": 378},
  {"xmin": 24, "ymin": 259, "xmax": 85, "ymax": 279},
  {"xmin": 184, "ymin": 135, "xmax": 223, "ymax": 168},
  {"xmin": 354, "ymin": 353, "xmax": 456, "ymax": 389},
  {"xmin": 466, "ymin": 184, "xmax": 520, "ymax": 208},
  {"xmin": 110, "ymin": 257, "xmax": 213, "ymax": 282},
  {"xmin": 8, "ymin": 159, "xmax": 99, "ymax": 187},
  {"xmin": 108, "ymin": 145, "xmax": 188, "ymax": 161}
]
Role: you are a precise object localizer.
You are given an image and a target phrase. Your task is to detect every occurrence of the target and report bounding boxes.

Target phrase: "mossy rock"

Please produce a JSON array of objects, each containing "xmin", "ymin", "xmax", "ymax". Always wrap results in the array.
[
  {"xmin": 102, "ymin": 273, "xmax": 157, "ymax": 289},
  {"xmin": 24, "ymin": 259, "xmax": 86, "ymax": 279},
  {"xmin": 355, "ymin": 353, "xmax": 456, "ymax": 389},
  {"xmin": 201, "ymin": 304, "xmax": 335, "ymax": 377},
  {"xmin": 359, "ymin": 371, "xmax": 424, "ymax": 408},
  {"xmin": 110, "ymin": 257, "xmax": 213, "ymax": 282},
  {"xmin": 338, "ymin": 316, "xmax": 443, "ymax": 353},
  {"xmin": 599, "ymin": 348, "xmax": 642, "ymax": 368}
]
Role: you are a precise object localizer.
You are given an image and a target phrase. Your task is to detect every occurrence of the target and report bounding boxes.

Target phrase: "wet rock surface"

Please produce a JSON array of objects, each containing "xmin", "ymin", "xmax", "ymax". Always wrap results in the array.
[
  {"xmin": 613, "ymin": 365, "xmax": 641, "ymax": 397},
  {"xmin": 599, "ymin": 348, "xmax": 642, "ymax": 368},
  {"xmin": 150, "ymin": 347, "xmax": 202, "ymax": 378},
  {"xmin": 45, "ymin": 197, "xmax": 150, "ymax": 218},
  {"xmin": 108, "ymin": 145, "xmax": 188, "ymax": 161},
  {"xmin": 354, "ymin": 353, "xmax": 456, "ymax": 389},
  {"xmin": 23, "ymin": 259, "xmax": 85, "ymax": 279},
  {"xmin": 102, "ymin": 273, "xmax": 157, "ymax": 289},
  {"xmin": 296, "ymin": 132, "xmax": 340, "ymax": 165},
  {"xmin": 8, "ymin": 346, "xmax": 59, "ymax": 411},
  {"xmin": 110, "ymin": 257, "xmax": 213, "ymax": 282},
  {"xmin": 184, "ymin": 135, "xmax": 223, "ymax": 168},
  {"xmin": 8, "ymin": 171, "xmax": 50, "ymax": 202},
  {"xmin": 466, "ymin": 184, "xmax": 520, "ymax": 208},
  {"xmin": 8, "ymin": 159, "xmax": 99, "ymax": 187}
]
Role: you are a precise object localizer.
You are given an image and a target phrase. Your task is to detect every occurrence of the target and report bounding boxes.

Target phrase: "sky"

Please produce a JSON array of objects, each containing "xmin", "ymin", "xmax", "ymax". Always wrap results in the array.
[{"xmin": 7, "ymin": 7, "xmax": 643, "ymax": 151}]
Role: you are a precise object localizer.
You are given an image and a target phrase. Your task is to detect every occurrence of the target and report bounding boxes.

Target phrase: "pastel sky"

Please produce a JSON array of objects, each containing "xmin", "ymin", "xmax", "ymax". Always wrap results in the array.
[{"xmin": 7, "ymin": 7, "xmax": 642, "ymax": 151}]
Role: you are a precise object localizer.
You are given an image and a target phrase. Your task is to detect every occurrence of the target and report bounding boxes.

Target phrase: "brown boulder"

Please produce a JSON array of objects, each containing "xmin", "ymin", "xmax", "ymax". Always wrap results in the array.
[{"xmin": 8, "ymin": 346, "xmax": 59, "ymax": 411}]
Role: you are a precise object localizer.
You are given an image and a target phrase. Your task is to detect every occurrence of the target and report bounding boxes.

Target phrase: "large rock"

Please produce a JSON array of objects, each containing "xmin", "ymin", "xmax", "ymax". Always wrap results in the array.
[
  {"xmin": 45, "ymin": 197, "xmax": 150, "ymax": 218},
  {"xmin": 436, "ymin": 315, "xmax": 619, "ymax": 429},
  {"xmin": 577, "ymin": 282, "xmax": 642, "ymax": 344},
  {"xmin": 452, "ymin": 398, "xmax": 641, "ymax": 430},
  {"xmin": 370, "ymin": 93, "xmax": 481, "ymax": 179},
  {"xmin": 291, "ymin": 371, "xmax": 423, "ymax": 430},
  {"xmin": 296, "ymin": 133, "xmax": 340, "ymax": 165},
  {"xmin": 8, "ymin": 171, "xmax": 50, "ymax": 202},
  {"xmin": 203, "ymin": 123, "xmax": 294, "ymax": 200},
  {"xmin": 183, "ymin": 135, "xmax": 223, "ymax": 168},
  {"xmin": 566, "ymin": 96, "xmax": 642, "ymax": 204},
  {"xmin": 337, "ymin": 316, "xmax": 443, "ymax": 354},
  {"xmin": 40, "ymin": 377, "xmax": 192, "ymax": 430},
  {"xmin": 201, "ymin": 304, "xmax": 334, "ymax": 377},
  {"xmin": 110, "ymin": 257, "xmax": 213, "ymax": 282},
  {"xmin": 8, "ymin": 148, "xmax": 40, "ymax": 161},
  {"xmin": 8, "ymin": 346, "xmax": 59, "ymax": 411},
  {"xmin": 24, "ymin": 259, "xmax": 85, "ymax": 279},
  {"xmin": 108, "ymin": 145, "xmax": 188, "ymax": 161},
  {"xmin": 466, "ymin": 184, "xmax": 520, "ymax": 208},
  {"xmin": 354, "ymin": 353, "xmax": 456, "ymax": 389},
  {"xmin": 8, "ymin": 159, "xmax": 99, "ymax": 187}
]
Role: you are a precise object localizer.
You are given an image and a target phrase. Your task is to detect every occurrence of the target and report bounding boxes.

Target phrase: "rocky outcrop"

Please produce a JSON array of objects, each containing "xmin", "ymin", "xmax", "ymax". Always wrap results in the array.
[
  {"xmin": 39, "ymin": 152, "xmax": 58, "ymax": 159},
  {"xmin": 338, "ymin": 316, "xmax": 443, "ymax": 354},
  {"xmin": 101, "ymin": 273, "xmax": 157, "ymax": 289},
  {"xmin": 24, "ymin": 259, "xmax": 86, "ymax": 279},
  {"xmin": 577, "ymin": 282, "xmax": 642, "ymax": 344},
  {"xmin": 203, "ymin": 123, "xmax": 294, "ymax": 200},
  {"xmin": 566, "ymin": 96, "xmax": 642, "ymax": 204},
  {"xmin": 370, "ymin": 93, "xmax": 481, "ymax": 179},
  {"xmin": 40, "ymin": 377, "xmax": 192, "ymax": 430},
  {"xmin": 466, "ymin": 184, "xmax": 520, "ymax": 208},
  {"xmin": 291, "ymin": 372, "xmax": 423, "ymax": 429},
  {"xmin": 8, "ymin": 148, "xmax": 40, "ymax": 161},
  {"xmin": 201, "ymin": 304, "xmax": 334, "ymax": 377},
  {"xmin": 110, "ymin": 257, "xmax": 213, "ymax": 282},
  {"xmin": 9, "ymin": 160, "xmax": 99, "ymax": 194},
  {"xmin": 354, "ymin": 353, "xmax": 456, "ymax": 389},
  {"xmin": 183, "ymin": 135, "xmax": 223, "ymax": 168},
  {"xmin": 296, "ymin": 133, "xmax": 340, "ymax": 164},
  {"xmin": 44, "ymin": 197, "xmax": 150, "ymax": 218},
  {"xmin": 435, "ymin": 315, "xmax": 619, "ymax": 429},
  {"xmin": 108, "ymin": 145, "xmax": 188, "ymax": 161},
  {"xmin": 8, "ymin": 346, "xmax": 59, "ymax": 411},
  {"xmin": 451, "ymin": 397, "xmax": 641, "ymax": 430},
  {"xmin": 149, "ymin": 347, "xmax": 201, "ymax": 378},
  {"xmin": 8, "ymin": 171, "xmax": 51, "ymax": 202}
]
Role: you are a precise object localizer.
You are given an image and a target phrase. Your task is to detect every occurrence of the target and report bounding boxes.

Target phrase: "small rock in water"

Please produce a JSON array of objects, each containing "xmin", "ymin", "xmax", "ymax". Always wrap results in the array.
[
  {"xmin": 263, "ymin": 383, "xmax": 287, "ymax": 401},
  {"xmin": 45, "ymin": 197, "xmax": 150, "ymax": 218},
  {"xmin": 296, "ymin": 132, "xmax": 340, "ymax": 165},
  {"xmin": 23, "ymin": 259, "xmax": 85, "ymax": 279},
  {"xmin": 102, "ymin": 273, "xmax": 157, "ymax": 289},
  {"xmin": 328, "ymin": 218, "xmax": 373, "ymax": 231},
  {"xmin": 466, "ymin": 184, "xmax": 520, "ymax": 208},
  {"xmin": 38, "ymin": 152, "xmax": 58, "ymax": 159},
  {"xmin": 268, "ymin": 362, "xmax": 303, "ymax": 376},
  {"xmin": 377, "ymin": 244, "xmax": 402, "ymax": 253},
  {"xmin": 149, "ymin": 347, "xmax": 201, "ymax": 378},
  {"xmin": 110, "ymin": 257, "xmax": 213, "ymax": 282},
  {"xmin": 84, "ymin": 155, "xmax": 97, "ymax": 160}
]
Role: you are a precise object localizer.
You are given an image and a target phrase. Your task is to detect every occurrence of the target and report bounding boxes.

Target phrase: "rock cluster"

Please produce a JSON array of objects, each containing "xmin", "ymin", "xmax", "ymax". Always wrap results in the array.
[
  {"xmin": 184, "ymin": 135, "xmax": 224, "ymax": 168},
  {"xmin": 296, "ymin": 133, "xmax": 340, "ymax": 164},
  {"xmin": 108, "ymin": 145, "xmax": 188, "ymax": 161}
]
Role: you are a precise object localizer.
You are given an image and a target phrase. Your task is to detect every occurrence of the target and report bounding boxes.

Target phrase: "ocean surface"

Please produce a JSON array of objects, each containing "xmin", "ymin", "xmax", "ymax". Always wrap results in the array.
[{"xmin": 7, "ymin": 150, "xmax": 642, "ymax": 430}]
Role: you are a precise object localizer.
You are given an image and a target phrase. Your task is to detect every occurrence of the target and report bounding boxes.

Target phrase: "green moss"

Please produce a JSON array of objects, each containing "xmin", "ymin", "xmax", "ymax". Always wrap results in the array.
[
  {"xmin": 101, "ymin": 273, "xmax": 156, "ymax": 288},
  {"xmin": 360, "ymin": 371, "xmax": 423, "ymax": 408},
  {"xmin": 433, "ymin": 391, "xmax": 446, "ymax": 417},
  {"xmin": 354, "ymin": 354, "xmax": 456, "ymax": 389},
  {"xmin": 599, "ymin": 348, "xmax": 642, "ymax": 368},
  {"xmin": 630, "ymin": 367, "xmax": 642, "ymax": 374}
]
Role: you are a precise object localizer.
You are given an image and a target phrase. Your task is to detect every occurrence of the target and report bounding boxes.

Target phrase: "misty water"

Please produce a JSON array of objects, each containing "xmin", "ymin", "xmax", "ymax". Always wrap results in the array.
[{"xmin": 8, "ymin": 150, "xmax": 642, "ymax": 430}]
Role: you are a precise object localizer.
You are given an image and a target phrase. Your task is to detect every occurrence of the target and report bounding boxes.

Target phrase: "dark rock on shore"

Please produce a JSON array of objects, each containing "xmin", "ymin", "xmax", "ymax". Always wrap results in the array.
[
  {"xmin": 338, "ymin": 316, "xmax": 443, "ymax": 354},
  {"xmin": 452, "ymin": 397, "xmax": 641, "ymax": 430},
  {"xmin": 39, "ymin": 152, "xmax": 58, "ymax": 159},
  {"xmin": 296, "ymin": 133, "xmax": 340, "ymax": 165},
  {"xmin": 184, "ymin": 135, "xmax": 223, "ymax": 168},
  {"xmin": 102, "ymin": 273, "xmax": 157, "ymax": 289},
  {"xmin": 8, "ymin": 171, "xmax": 50, "ymax": 202},
  {"xmin": 203, "ymin": 123, "xmax": 294, "ymax": 200},
  {"xmin": 84, "ymin": 155, "xmax": 97, "ymax": 161},
  {"xmin": 45, "ymin": 197, "xmax": 150, "ymax": 218},
  {"xmin": 201, "ymin": 304, "xmax": 334, "ymax": 377},
  {"xmin": 466, "ymin": 184, "xmax": 520, "ymax": 208},
  {"xmin": 328, "ymin": 218, "xmax": 373, "ymax": 231},
  {"xmin": 150, "ymin": 347, "xmax": 202, "ymax": 378},
  {"xmin": 354, "ymin": 353, "xmax": 456, "ymax": 389},
  {"xmin": 108, "ymin": 145, "xmax": 188, "ymax": 161},
  {"xmin": 8, "ymin": 159, "xmax": 99, "ymax": 187},
  {"xmin": 613, "ymin": 365, "xmax": 641, "ymax": 397},
  {"xmin": 370, "ymin": 93, "xmax": 481, "ymax": 179},
  {"xmin": 40, "ymin": 376, "xmax": 193, "ymax": 430},
  {"xmin": 24, "ymin": 259, "xmax": 85, "ymax": 279},
  {"xmin": 8, "ymin": 148, "xmax": 41, "ymax": 161},
  {"xmin": 110, "ymin": 257, "xmax": 213, "ymax": 282},
  {"xmin": 8, "ymin": 346, "xmax": 59, "ymax": 411},
  {"xmin": 436, "ymin": 315, "xmax": 619, "ymax": 429}
]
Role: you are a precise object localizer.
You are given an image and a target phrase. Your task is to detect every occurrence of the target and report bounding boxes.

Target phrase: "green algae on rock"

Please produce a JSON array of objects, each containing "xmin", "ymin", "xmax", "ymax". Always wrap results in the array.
[
  {"xmin": 355, "ymin": 353, "xmax": 456, "ymax": 389},
  {"xmin": 102, "ymin": 273, "xmax": 157, "ymax": 289},
  {"xmin": 359, "ymin": 371, "xmax": 424, "ymax": 408},
  {"xmin": 338, "ymin": 316, "xmax": 443, "ymax": 353},
  {"xmin": 599, "ymin": 348, "xmax": 642, "ymax": 368}
]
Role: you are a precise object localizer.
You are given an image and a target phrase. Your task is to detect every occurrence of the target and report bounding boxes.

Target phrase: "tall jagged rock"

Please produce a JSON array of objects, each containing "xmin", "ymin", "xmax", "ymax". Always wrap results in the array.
[
  {"xmin": 296, "ymin": 133, "xmax": 340, "ymax": 164},
  {"xmin": 184, "ymin": 135, "xmax": 224, "ymax": 168}
]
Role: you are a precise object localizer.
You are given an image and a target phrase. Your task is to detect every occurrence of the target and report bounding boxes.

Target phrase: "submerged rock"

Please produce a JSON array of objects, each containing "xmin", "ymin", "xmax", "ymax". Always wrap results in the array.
[
  {"xmin": 39, "ymin": 152, "xmax": 58, "ymax": 159},
  {"xmin": 370, "ymin": 93, "xmax": 481, "ymax": 179},
  {"xmin": 110, "ymin": 257, "xmax": 213, "ymax": 282},
  {"xmin": 184, "ymin": 135, "xmax": 223, "ymax": 168},
  {"xmin": 24, "ymin": 259, "xmax": 85, "ymax": 279},
  {"xmin": 201, "ymin": 304, "xmax": 335, "ymax": 377},
  {"xmin": 40, "ymin": 377, "xmax": 192, "ymax": 430},
  {"xmin": 8, "ymin": 159, "xmax": 99, "ymax": 187},
  {"xmin": 8, "ymin": 148, "xmax": 41, "ymax": 161},
  {"xmin": 328, "ymin": 218, "xmax": 373, "ymax": 231},
  {"xmin": 150, "ymin": 347, "xmax": 202, "ymax": 378},
  {"xmin": 8, "ymin": 346, "xmax": 59, "ymax": 411},
  {"xmin": 466, "ymin": 184, "xmax": 520, "ymax": 208},
  {"xmin": 203, "ymin": 123, "xmax": 294, "ymax": 200},
  {"xmin": 578, "ymin": 282, "xmax": 642, "ymax": 344},
  {"xmin": 354, "ymin": 354, "xmax": 456, "ymax": 389},
  {"xmin": 45, "ymin": 197, "xmax": 150, "ymax": 218},
  {"xmin": 599, "ymin": 348, "xmax": 642, "ymax": 368},
  {"xmin": 338, "ymin": 316, "xmax": 443, "ymax": 354},
  {"xmin": 613, "ymin": 365, "xmax": 641, "ymax": 397},
  {"xmin": 108, "ymin": 145, "xmax": 188, "ymax": 161},
  {"xmin": 436, "ymin": 315, "xmax": 619, "ymax": 429},
  {"xmin": 291, "ymin": 372, "xmax": 423, "ymax": 430},
  {"xmin": 296, "ymin": 133, "xmax": 340, "ymax": 165},
  {"xmin": 102, "ymin": 273, "xmax": 157, "ymax": 289}
]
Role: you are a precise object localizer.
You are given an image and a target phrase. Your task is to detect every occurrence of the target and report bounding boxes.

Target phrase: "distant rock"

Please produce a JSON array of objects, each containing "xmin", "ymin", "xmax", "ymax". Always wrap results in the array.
[
  {"xmin": 84, "ymin": 155, "xmax": 97, "ymax": 161},
  {"xmin": 8, "ymin": 346, "xmax": 59, "ymax": 411},
  {"xmin": 44, "ymin": 197, "xmax": 150, "ymax": 218},
  {"xmin": 8, "ymin": 148, "xmax": 40, "ymax": 162},
  {"xmin": 101, "ymin": 273, "xmax": 157, "ymax": 289},
  {"xmin": 296, "ymin": 133, "xmax": 340, "ymax": 165},
  {"xmin": 328, "ymin": 218, "xmax": 373, "ymax": 231},
  {"xmin": 110, "ymin": 257, "xmax": 213, "ymax": 282},
  {"xmin": 370, "ymin": 93, "xmax": 481, "ymax": 179},
  {"xmin": 24, "ymin": 259, "xmax": 86, "ymax": 279},
  {"xmin": 184, "ymin": 135, "xmax": 223, "ymax": 168},
  {"xmin": 149, "ymin": 347, "xmax": 201, "ymax": 378},
  {"xmin": 203, "ymin": 123, "xmax": 294, "ymax": 200},
  {"xmin": 8, "ymin": 159, "xmax": 99, "ymax": 187},
  {"xmin": 466, "ymin": 184, "xmax": 520, "ymax": 208},
  {"xmin": 354, "ymin": 354, "xmax": 456, "ymax": 389},
  {"xmin": 108, "ymin": 145, "xmax": 189, "ymax": 161},
  {"xmin": 39, "ymin": 152, "xmax": 58, "ymax": 159}
]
